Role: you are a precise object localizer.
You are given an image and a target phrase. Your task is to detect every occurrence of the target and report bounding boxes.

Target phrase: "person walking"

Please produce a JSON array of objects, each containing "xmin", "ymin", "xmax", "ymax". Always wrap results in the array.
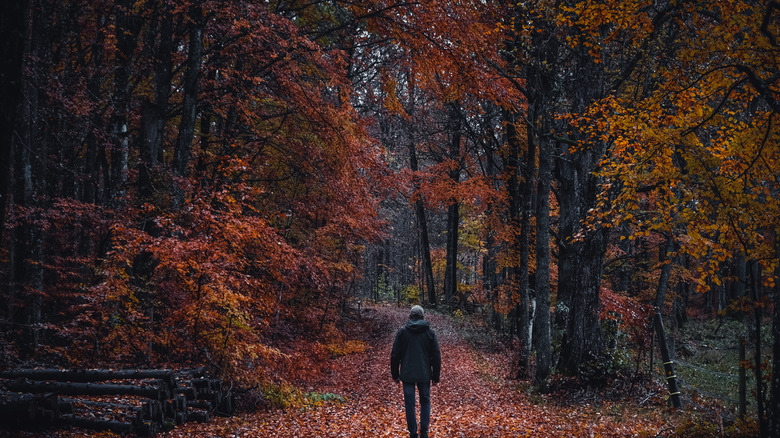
[{"xmin": 391, "ymin": 305, "xmax": 441, "ymax": 438}]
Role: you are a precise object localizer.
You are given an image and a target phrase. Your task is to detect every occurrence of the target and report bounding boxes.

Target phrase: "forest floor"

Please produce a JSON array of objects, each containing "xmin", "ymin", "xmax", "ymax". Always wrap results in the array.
[{"xmin": 160, "ymin": 305, "xmax": 677, "ymax": 437}]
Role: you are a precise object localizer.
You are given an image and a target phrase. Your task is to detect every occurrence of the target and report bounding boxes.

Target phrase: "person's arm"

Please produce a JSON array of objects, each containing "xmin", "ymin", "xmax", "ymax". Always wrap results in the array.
[
  {"xmin": 390, "ymin": 328, "xmax": 404, "ymax": 382},
  {"xmin": 430, "ymin": 330, "xmax": 441, "ymax": 383}
]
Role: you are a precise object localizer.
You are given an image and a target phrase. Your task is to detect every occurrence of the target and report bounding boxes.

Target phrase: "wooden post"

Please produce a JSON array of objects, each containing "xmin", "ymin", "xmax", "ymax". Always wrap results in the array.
[
  {"xmin": 654, "ymin": 312, "xmax": 682, "ymax": 408},
  {"xmin": 649, "ymin": 325, "xmax": 655, "ymax": 376},
  {"xmin": 739, "ymin": 336, "xmax": 747, "ymax": 420}
]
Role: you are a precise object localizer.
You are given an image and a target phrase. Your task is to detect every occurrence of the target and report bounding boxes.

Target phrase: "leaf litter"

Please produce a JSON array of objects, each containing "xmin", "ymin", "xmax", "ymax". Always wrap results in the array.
[{"xmin": 161, "ymin": 306, "xmax": 673, "ymax": 438}]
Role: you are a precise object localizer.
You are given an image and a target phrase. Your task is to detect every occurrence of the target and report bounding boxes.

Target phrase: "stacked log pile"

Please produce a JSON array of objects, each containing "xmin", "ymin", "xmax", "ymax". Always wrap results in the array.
[{"xmin": 0, "ymin": 368, "xmax": 235, "ymax": 436}]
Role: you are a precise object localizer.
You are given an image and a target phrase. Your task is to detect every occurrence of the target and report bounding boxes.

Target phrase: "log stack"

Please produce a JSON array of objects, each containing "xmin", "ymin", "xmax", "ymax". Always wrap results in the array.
[{"xmin": 0, "ymin": 368, "xmax": 235, "ymax": 436}]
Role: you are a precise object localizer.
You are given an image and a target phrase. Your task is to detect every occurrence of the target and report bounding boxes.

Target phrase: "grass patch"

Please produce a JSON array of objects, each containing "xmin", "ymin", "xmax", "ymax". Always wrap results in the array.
[
  {"xmin": 668, "ymin": 316, "xmax": 772, "ymax": 417},
  {"xmin": 261, "ymin": 382, "xmax": 346, "ymax": 410}
]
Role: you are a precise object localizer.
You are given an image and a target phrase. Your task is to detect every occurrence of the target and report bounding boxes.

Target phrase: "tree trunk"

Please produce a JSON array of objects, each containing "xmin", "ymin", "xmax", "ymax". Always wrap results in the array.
[
  {"xmin": 731, "ymin": 253, "xmax": 747, "ymax": 302},
  {"xmin": 505, "ymin": 108, "xmax": 532, "ymax": 378},
  {"xmin": 651, "ymin": 244, "xmax": 682, "ymax": 408},
  {"xmin": 174, "ymin": 4, "xmax": 203, "ymax": 178},
  {"xmin": 81, "ymin": 13, "xmax": 106, "ymax": 207},
  {"xmin": 483, "ymin": 149, "xmax": 500, "ymax": 329},
  {"xmin": 748, "ymin": 259, "xmax": 768, "ymax": 437},
  {"xmin": 557, "ymin": 227, "xmax": 607, "ymax": 375},
  {"xmin": 555, "ymin": 134, "xmax": 608, "ymax": 375},
  {"xmin": 0, "ymin": 368, "xmax": 176, "ymax": 387},
  {"xmin": 110, "ymin": 1, "xmax": 142, "ymax": 207},
  {"xmin": 556, "ymin": 217, "xmax": 607, "ymax": 374},
  {"xmin": 654, "ymin": 312, "xmax": 682, "ymax": 408},
  {"xmin": 0, "ymin": 0, "xmax": 27, "ymax": 240},
  {"xmin": 444, "ymin": 201, "xmax": 459, "ymax": 305},
  {"xmin": 11, "ymin": 2, "xmax": 46, "ymax": 353},
  {"xmin": 770, "ymin": 242, "xmax": 780, "ymax": 437},
  {"xmin": 409, "ymin": 142, "xmax": 436, "ymax": 306},
  {"xmin": 739, "ymin": 336, "xmax": 747, "ymax": 420},
  {"xmin": 519, "ymin": 125, "xmax": 535, "ymax": 377},
  {"xmin": 1, "ymin": 380, "xmax": 170, "ymax": 401},
  {"xmin": 533, "ymin": 134, "xmax": 552, "ymax": 385},
  {"xmin": 654, "ymin": 237, "xmax": 675, "ymax": 310},
  {"xmin": 152, "ymin": 2, "xmax": 173, "ymax": 164},
  {"xmin": 139, "ymin": 98, "xmax": 161, "ymax": 199},
  {"xmin": 444, "ymin": 109, "xmax": 461, "ymax": 305}
]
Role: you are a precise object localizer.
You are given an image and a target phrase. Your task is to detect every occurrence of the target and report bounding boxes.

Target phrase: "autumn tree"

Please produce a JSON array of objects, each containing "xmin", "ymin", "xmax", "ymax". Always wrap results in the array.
[
  {"xmin": 564, "ymin": 0, "xmax": 780, "ymax": 432},
  {"xmin": 506, "ymin": 1, "xmax": 616, "ymax": 377},
  {"xmin": 0, "ymin": 0, "xmax": 389, "ymax": 388},
  {"xmin": 348, "ymin": 0, "xmax": 522, "ymax": 315}
]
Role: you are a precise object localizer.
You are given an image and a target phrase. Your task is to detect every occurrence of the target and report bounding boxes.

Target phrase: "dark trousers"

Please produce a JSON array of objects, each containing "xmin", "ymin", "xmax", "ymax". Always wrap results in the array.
[{"xmin": 402, "ymin": 381, "xmax": 431, "ymax": 438}]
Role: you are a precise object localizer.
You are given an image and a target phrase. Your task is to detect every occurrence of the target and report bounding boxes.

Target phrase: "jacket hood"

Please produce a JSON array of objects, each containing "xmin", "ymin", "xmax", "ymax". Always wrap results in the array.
[{"xmin": 405, "ymin": 319, "xmax": 430, "ymax": 333}]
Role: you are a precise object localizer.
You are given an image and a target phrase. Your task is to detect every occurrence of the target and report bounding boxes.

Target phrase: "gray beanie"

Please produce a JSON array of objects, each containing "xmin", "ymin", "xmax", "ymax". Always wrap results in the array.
[{"xmin": 410, "ymin": 305, "xmax": 424, "ymax": 320}]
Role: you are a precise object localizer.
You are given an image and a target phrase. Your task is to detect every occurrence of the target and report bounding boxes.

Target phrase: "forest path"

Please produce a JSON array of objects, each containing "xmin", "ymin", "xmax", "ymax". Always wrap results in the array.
[{"xmin": 163, "ymin": 305, "xmax": 666, "ymax": 437}]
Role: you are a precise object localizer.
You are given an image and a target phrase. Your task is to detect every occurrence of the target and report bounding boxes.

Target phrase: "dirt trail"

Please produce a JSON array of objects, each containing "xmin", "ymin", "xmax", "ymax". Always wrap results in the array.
[{"xmin": 163, "ymin": 306, "xmax": 668, "ymax": 437}]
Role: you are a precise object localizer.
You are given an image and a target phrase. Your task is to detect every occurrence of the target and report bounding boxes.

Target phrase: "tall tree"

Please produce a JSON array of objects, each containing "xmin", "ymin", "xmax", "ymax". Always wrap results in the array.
[
  {"xmin": 533, "ymin": 115, "xmax": 553, "ymax": 386},
  {"xmin": 502, "ymin": 107, "xmax": 532, "ymax": 376},
  {"xmin": 0, "ymin": 0, "xmax": 28, "ymax": 238},
  {"xmin": 443, "ymin": 105, "xmax": 462, "ymax": 305},
  {"xmin": 174, "ymin": 3, "xmax": 202, "ymax": 179},
  {"xmin": 409, "ymin": 140, "xmax": 437, "ymax": 306},
  {"xmin": 110, "ymin": 0, "xmax": 142, "ymax": 206}
]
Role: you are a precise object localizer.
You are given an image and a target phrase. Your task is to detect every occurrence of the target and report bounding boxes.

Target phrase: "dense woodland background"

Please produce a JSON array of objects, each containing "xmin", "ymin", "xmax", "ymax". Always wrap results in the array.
[{"xmin": 1, "ymin": 0, "xmax": 780, "ymax": 435}]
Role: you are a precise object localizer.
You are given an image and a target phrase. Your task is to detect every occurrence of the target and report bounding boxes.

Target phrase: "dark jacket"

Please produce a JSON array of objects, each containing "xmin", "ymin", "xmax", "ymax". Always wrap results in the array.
[{"xmin": 390, "ymin": 319, "xmax": 441, "ymax": 383}]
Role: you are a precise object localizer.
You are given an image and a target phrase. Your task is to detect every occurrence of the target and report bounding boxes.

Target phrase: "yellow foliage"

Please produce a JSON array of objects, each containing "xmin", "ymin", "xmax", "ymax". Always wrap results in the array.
[{"xmin": 325, "ymin": 339, "xmax": 371, "ymax": 357}]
